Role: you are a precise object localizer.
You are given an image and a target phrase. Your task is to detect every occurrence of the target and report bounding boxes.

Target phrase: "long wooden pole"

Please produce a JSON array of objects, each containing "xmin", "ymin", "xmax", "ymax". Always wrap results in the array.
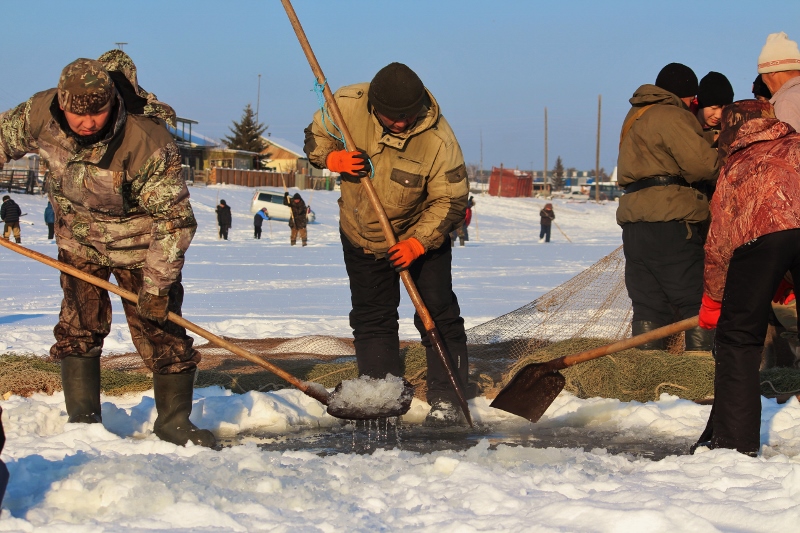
[
  {"xmin": 595, "ymin": 95, "xmax": 601, "ymax": 203},
  {"xmin": 544, "ymin": 107, "xmax": 549, "ymax": 196},
  {"xmin": 280, "ymin": 0, "xmax": 472, "ymax": 426},
  {"xmin": 0, "ymin": 239, "xmax": 330, "ymax": 405}
]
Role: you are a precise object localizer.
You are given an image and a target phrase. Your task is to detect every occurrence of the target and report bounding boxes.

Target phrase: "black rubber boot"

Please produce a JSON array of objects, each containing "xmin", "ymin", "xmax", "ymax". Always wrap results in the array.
[
  {"xmin": 61, "ymin": 355, "xmax": 102, "ymax": 423},
  {"xmin": 354, "ymin": 336, "xmax": 403, "ymax": 379},
  {"xmin": 153, "ymin": 371, "xmax": 216, "ymax": 447},
  {"xmin": 632, "ymin": 320, "xmax": 666, "ymax": 350},
  {"xmin": 685, "ymin": 326, "xmax": 715, "ymax": 352}
]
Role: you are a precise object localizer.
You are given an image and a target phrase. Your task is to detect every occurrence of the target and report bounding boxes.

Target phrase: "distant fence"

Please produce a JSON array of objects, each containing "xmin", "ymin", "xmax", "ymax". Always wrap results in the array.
[
  {"xmin": 207, "ymin": 168, "xmax": 335, "ymax": 191},
  {"xmin": 0, "ymin": 169, "xmax": 41, "ymax": 194}
]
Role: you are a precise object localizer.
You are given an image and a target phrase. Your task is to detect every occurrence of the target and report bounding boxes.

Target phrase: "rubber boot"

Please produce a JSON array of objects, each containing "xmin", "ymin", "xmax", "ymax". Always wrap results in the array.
[
  {"xmin": 354, "ymin": 337, "xmax": 402, "ymax": 379},
  {"xmin": 632, "ymin": 320, "xmax": 666, "ymax": 350},
  {"xmin": 685, "ymin": 326, "xmax": 715, "ymax": 352},
  {"xmin": 61, "ymin": 355, "xmax": 102, "ymax": 423},
  {"xmin": 153, "ymin": 371, "xmax": 216, "ymax": 447}
]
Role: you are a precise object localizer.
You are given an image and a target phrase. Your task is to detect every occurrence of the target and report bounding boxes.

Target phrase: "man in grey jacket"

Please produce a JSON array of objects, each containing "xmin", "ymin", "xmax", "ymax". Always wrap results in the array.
[{"xmin": 758, "ymin": 32, "xmax": 800, "ymax": 130}]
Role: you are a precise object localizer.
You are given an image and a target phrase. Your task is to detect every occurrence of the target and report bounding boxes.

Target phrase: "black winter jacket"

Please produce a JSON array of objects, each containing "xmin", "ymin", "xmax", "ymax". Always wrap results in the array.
[{"xmin": 0, "ymin": 199, "xmax": 21, "ymax": 223}]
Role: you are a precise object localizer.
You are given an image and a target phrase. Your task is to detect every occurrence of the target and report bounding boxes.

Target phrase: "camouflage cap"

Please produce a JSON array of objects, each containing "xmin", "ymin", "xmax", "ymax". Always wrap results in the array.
[{"xmin": 57, "ymin": 58, "xmax": 113, "ymax": 115}]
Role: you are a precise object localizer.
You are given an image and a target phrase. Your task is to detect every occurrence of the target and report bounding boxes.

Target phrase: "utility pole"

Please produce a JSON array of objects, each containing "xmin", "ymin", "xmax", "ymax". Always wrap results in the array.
[
  {"xmin": 256, "ymin": 74, "xmax": 262, "ymax": 124},
  {"xmin": 115, "ymin": 42, "xmax": 128, "ymax": 51},
  {"xmin": 480, "ymin": 130, "xmax": 485, "ymax": 194},
  {"xmin": 595, "ymin": 95, "xmax": 602, "ymax": 203},
  {"xmin": 544, "ymin": 107, "xmax": 549, "ymax": 196}
]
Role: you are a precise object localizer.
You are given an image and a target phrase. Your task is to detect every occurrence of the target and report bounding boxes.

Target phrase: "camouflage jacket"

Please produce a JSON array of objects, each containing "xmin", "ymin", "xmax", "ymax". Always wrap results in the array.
[
  {"xmin": 304, "ymin": 83, "xmax": 468, "ymax": 254},
  {"xmin": 0, "ymin": 84, "xmax": 194, "ymax": 296}
]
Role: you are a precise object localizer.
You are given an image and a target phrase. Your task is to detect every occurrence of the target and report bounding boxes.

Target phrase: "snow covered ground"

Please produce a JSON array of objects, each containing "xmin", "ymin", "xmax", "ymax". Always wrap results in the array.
[{"xmin": 2, "ymin": 185, "xmax": 800, "ymax": 531}]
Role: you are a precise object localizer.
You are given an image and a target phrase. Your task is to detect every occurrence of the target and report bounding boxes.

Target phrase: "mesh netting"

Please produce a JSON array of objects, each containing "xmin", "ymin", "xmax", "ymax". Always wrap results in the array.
[{"xmin": 6, "ymin": 245, "xmax": 800, "ymax": 403}]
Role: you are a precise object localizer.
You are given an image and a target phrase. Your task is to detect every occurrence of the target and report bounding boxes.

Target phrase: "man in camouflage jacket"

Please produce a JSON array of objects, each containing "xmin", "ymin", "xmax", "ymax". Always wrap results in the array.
[
  {"xmin": 0, "ymin": 53, "xmax": 214, "ymax": 447},
  {"xmin": 304, "ymin": 62, "xmax": 470, "ymax": 426}
]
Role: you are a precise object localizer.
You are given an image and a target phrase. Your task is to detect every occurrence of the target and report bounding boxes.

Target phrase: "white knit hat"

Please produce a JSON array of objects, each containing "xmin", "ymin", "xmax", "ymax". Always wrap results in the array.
[{"xmin": 758, "ymin": 32, "xmax": 800, "ymax": 73}]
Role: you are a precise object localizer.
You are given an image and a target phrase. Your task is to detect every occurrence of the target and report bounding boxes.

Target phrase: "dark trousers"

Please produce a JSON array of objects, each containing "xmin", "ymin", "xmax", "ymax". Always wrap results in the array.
[
  {"xmin": 254, "ymin": 226, "xmax": 262, "ymax": 239},
  {"xmin": 47, "ymin": 223, "xmax": 54, "ymax": 240},
  {"xmin": 219, "ymin": 225, "xmax": 229, "ymax": 240},
  {"xmin": 539, "ymin": 224, "xmax": 551, "ymax": 242},
  {"xmin": 341, "ymin": 232, "xmax": 468, "ymax": 401},
  {"xmin": 50, "ymin": 249, "xmax": 199, "ymax": 374},
  {"xmin": 622, "ymin": 221, "xmax": 704, "ymax": 325},
  {"xmin": 698, "ymin": 229, "xmax": 800, "ymax": 454}
]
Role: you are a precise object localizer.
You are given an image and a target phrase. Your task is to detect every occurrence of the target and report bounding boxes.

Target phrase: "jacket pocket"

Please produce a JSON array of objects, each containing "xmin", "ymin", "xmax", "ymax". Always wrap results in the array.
[
  {"xmin": 83, "ymin": 168, "xmax": 127, "ymax": 216},
  {"xmin": 386, "ymin": 157, "xmax": 424, "ymax": 208}
]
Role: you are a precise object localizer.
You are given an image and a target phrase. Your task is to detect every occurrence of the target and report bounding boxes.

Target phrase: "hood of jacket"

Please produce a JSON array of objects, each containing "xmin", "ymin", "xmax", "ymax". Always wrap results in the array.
[
  {"xmin": 629, "ymin": 84, "xmax": 689, "ymax": 110},
  {"xmin": 727, "ymin": 118, "xmax": 795, "ymax": 158}
]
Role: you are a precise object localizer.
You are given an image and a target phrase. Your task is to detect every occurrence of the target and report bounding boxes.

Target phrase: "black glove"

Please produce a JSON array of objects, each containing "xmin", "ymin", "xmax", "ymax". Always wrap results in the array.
[{"xmin": 137, "ymin": 289, "xmax": 169, "ymax": 325}]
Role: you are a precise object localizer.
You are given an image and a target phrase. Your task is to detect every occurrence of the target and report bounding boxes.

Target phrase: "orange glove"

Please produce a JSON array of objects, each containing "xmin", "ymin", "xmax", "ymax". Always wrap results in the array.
[
  {"xmin": 387, "ymin": 238, "xmax": 425, "ymax": 271},
  {"xmin": 772, "ymin": 278, "xmax": 795, "ymax": 305},
  {"xmin": 326, "ymin": 150, "xmax": 370, "ymax": 180},
  {"xmin": 698, "ymin": 293, "xmax": 722, "ymax": 330}
]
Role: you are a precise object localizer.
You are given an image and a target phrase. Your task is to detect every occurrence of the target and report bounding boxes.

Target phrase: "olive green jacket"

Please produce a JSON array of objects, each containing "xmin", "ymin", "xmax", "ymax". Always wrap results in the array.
[
  {"xmin": 616, "ymin": 84, "xmax": 719, "ymax": 225},
  {"xmin": 304, "ymin": 83, "xmax": 469, "ymax": 254},
  {"xmin": 0, "ymin": 88, "xmax": 195, "ymax": 296}
]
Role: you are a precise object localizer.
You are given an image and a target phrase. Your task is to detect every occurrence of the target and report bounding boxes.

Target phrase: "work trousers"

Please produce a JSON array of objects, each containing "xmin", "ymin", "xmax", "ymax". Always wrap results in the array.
[
  {"xmin": 47, "ymin": 223, "xmax": 54, "ymax": 240},
  {"xmin": 698, "ymin": 229, "xmax": 800, "ymax": 454},
  {"xmin": 539, "ymin": 224, "xmax": 551, "ymax": 242},
  {"xmin": 291, "ymin": 227, "xmax": 307, "ymax": 245},
  {"xmin": 254, "ymin": 226, "xmax": 262, "ymax": 239},
  {"xmin": 219, "ymin": 225, "xmax": 229, "ymax": 240},
  {"xmin": 3, "ymin": 223, "xmax": 20, "ymax": 242},
  {"xmin": 341, "ymin": 232, "xmax": 468, "ymax": 402},
  {"xmin": 50, "ymin": 248, "xmax": 200, "ymax": 374},
  {"xmin": 622, "ymin": 221, "xmax": 704, "ymax": 325}
]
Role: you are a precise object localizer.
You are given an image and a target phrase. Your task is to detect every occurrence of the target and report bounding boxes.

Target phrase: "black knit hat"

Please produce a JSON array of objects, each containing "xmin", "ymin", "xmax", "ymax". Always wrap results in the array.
[
  {"xmin": 368, "ymin": 63, "xmax": 426, "ymax": 120},
  {"xmin": 655, "ymin": 63, "xmax": 698, "ymax": 98},
  {"xmin": 697, "ymin": 72, "xmax": 734, "ymax": 108},
  {"xmin": 752, "ymin": 74, "xmax": 773, "ymax": 99}
]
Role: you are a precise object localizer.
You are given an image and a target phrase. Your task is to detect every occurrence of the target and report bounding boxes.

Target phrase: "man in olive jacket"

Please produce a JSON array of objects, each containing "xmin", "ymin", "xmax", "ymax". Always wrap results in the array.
[
  {"xmin": 616, "ymin": 63, "xmax": 720, "ymax": 351},
  {"xmin": 0, "ymin": 52, "xmax": 214, "ymax": 447},
  {"xmin": 304, "ymin": 62, "xmax": 470, "ymax": 426}
]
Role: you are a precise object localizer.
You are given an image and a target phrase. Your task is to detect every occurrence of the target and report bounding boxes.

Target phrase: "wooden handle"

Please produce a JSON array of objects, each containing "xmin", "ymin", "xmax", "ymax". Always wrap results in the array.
[
  {"xmin": 562, "ymin": 316, "xmax": 700, "ymax": 368},
  {"xmin": 280, "ymin": 0, "xmax": 436, "ymax": 330},
  {"xmin": 0, "ymin": 239, "xmax": 324, "ymax": 400}
]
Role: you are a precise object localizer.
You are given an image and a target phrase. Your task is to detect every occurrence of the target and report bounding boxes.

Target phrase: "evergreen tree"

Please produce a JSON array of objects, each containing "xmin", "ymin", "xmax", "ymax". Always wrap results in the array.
[
  {"xmin": 223, "ymin": 104, "xmax": 268, "ymax": 153},
  {"xmin": 551, "ymin": 156, "xmax": 566, "ymax": 190}
]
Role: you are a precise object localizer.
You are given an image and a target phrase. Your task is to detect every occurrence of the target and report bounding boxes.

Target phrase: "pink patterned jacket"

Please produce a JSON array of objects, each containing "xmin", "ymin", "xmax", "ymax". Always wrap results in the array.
[{"xmin": 704, "ymin": 118, "xmax": 800, "ymax": 300}]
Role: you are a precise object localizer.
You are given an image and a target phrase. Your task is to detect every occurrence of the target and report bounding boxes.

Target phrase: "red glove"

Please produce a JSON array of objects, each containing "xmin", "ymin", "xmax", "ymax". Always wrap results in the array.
[
  {"xmin": 326, "ymin": 150, "xmax": 370, "ymax": 180},
  {"xmin": 772, "ymin": 278, "xmax": 796, "ymax": 305},
  {"xmin": 387, "ymin": 238, "xmax": 425, "ymax": 271},
  {"xmin": 699, "ymin": 293, "xmax": 722, "ymax": 330}
]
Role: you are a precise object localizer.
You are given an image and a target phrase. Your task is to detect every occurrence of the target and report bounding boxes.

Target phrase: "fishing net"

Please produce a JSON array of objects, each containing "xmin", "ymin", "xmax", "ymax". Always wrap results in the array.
[{"xmin": 6, "ymin": 245, "xmax": 800, "ymax": 403}]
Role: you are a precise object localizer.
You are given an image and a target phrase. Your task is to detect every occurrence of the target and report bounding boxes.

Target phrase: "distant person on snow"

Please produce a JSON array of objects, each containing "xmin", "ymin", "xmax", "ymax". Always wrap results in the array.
[
  {"xmin": 44, "ymin": 200, "xmax": 55, "ymax": 240},
  {"xmin": 216, "ymin": 199, "xmax": 231, "ymax": 240},
  {"xmin": 288, "ymin": 192, "xmax": 308, "ymax": 246},
  {"xmin": 1, "ymin": 195, "xmax": 22, "ymax": 243},
  {"xmin": 450, "ymin": 196, "xmax": 473, "ymax": 246},
  {"xmin": 0, "ymin": 51, "xmax": 214, "ymax": 447},
  {"xmin": 694, "ymin": 100, "xmax": 800, "ymax": 457},
  {"xmin": 254, "ymin": 207, "xmax": 269, "ymax": 239},
  {"xmin": 539, "ymin": 203, "xmax": 555, "ymax": 243},
  {"xmin": 304, "ymin": 62, "xmax": 471, "ymax": 427},
  {"xmin": 616, "ymin": 62, "xmax": 719, "ymax": 352}
]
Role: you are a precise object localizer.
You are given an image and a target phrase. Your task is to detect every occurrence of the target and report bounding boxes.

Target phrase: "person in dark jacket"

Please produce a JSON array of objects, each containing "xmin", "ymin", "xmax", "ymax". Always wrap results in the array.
[
  {"xmin": 44, "ymin": 201, "xmax": 55, "ymax": 239},
  {"xmin": 216, "ymin": 199, "xmax": 232, "ymax": 240},
  {"xmin": 288, "ymin": 193, "xmax": 307, "ymax": 246},
  {"xmin": 694, "ymin": 100, "xmax": 800, "ymax": 456},
  {"xmin": 539, "ymin": 203, "xmax": 555, "ymax": 243},
  {"xmin": 1, "ymin": 195, "xmax": 22, "ymax": 243},
  {"xmin": 616, "ymin": 63, "xmax": 720, "ymax": 351},
  {"xmin": 253, "ymin": 207, "xmax": 268, "ymax": 239}
]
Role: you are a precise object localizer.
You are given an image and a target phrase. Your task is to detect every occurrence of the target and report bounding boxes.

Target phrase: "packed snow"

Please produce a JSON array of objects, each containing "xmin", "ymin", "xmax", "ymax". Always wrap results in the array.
[{"xmin": 2, "ymin": 185, "xmax": 800, "ymax": 532}]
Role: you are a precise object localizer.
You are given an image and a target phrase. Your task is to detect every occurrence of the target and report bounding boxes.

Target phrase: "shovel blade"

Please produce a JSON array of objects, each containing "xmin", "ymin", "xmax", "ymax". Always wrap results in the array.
[
  {"xmin": 325, "ymin": 378, "xmax": 415, "ymax": 420},
  {"xmin": 490, "ymin": 363, "xmax": 566, "ymax": 423}
]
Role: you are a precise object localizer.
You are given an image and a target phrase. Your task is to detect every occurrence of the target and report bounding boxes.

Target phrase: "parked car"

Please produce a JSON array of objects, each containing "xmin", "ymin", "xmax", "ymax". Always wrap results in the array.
[
  {"xmin": 587, "ymin": 184, "xmax": 624, "ymax": 201},
  {"xmin": 250, "ymin": 190, "xmax": 316, "ymax": 223}
]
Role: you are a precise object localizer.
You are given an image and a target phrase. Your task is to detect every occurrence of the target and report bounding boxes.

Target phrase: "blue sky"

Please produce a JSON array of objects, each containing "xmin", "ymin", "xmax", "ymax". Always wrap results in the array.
[{"xmin": 0, "ymin": 0, "xmax": 797, "ymax": 173}]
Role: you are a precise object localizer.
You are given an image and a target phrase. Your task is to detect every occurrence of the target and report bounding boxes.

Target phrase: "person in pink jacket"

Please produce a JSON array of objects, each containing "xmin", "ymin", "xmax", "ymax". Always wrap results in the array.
[{"xmin": 695, "ymin": 99, "xmax": 800, "ymax": 456}]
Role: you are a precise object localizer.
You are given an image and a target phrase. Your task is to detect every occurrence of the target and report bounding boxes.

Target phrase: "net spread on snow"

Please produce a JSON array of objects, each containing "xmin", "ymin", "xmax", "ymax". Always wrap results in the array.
[{"xmin": 5, "ymin": 246, "xmax": 800, "ymax": 403}]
